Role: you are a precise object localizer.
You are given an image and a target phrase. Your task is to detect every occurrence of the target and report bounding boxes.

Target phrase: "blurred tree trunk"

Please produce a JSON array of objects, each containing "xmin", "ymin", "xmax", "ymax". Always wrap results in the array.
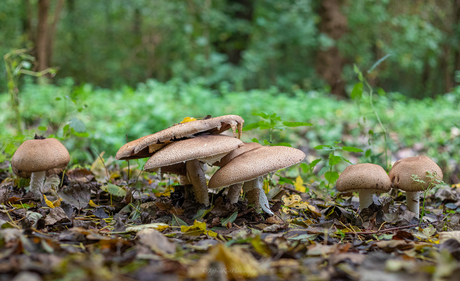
[
  {"xmin": 213, "ymin": 0, "xmax": 254, "ymax": 65},
  {"xmin": 315, "ymin": 0, "xmax": 348, "ymax": 97},
  {"xmin": 455, "ymin": 0, "xmax": 460, "ymax": 87},
  {"xmin": 47, "ymin": 0, "xmax": 64, "ymax": 67},
  {"xmin": 37, "ymin": 0, "xmax": 49, "ymax": 72},
  {"xmin": 21, "ymin": 0, "xmax": 33, "ymax": 44}
]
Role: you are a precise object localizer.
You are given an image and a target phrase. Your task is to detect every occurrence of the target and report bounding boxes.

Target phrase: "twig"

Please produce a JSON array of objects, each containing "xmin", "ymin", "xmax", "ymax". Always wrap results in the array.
[
  {"xmin": 346, "ymin": 223, "xmax": 419, "ymax": 235},
  {"xmin": 237, "ymin": 207, "xmax": 254, "ymax": 218}
]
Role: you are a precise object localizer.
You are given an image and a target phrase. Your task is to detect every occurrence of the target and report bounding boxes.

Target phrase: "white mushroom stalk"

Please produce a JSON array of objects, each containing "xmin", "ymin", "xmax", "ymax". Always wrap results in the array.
[
  {"xmin": 358, "ymin": 189, "xmax": 374, "ymax": 210},
  {"xmin": 405, "ymin": 191, "xmax": 420, "ymax": 217},
  {"xmin": 186, "ymin": 160, "xmax": 209, "ymax": 206},
  {"xmin": 243, "ymin": 177, "xmax": 273, "ymax": 216},
  {"xmin": 226, "ymin": 183, "xmax": 242, "ymax": 204},
  {"xmin": 29, "ymin": 171, "xmax": 46, "ymax": 195}
]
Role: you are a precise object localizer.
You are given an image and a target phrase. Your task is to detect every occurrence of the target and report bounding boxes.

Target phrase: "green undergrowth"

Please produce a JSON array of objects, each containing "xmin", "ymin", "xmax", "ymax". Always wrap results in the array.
[{"xmin": 0, "ymin": 78, "xmax": 459, "ymax": 179}]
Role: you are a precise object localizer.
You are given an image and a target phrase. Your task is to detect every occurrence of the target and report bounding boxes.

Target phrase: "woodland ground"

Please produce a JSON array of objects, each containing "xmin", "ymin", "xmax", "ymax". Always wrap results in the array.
[{"xmin": 0, "ymin": 82, "xmax": 460, "ymax": 280}]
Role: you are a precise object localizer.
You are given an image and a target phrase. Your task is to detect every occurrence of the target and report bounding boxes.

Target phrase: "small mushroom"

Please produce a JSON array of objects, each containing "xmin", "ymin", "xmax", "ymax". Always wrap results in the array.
[
  {"xmin": 11, "ymin": 138, "xmax": 70, "ymax": 196},
  {"xmin": 336, "ymin": 163, "xmax": 391, "ymax": 210},
  {"xmin": 389, "ymin": 155, "xmax": 443, "ymax": 217},
  {"xmin": 208, "ymin": 146, "xmax": 306, "ymax": 215},
  {"xmin": 144, "ymin": 135, "xmax": 244, "ymax": 206}
]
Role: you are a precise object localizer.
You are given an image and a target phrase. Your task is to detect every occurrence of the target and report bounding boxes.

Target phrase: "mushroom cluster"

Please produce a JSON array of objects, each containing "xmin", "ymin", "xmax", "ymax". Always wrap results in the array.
[
  {"xmin": 115, "ymin": 115, "xmax": 306, "ymax": 215},
  {"xmin": 336, "ymin": 155, "xmax": 443, "ymax": 218}
]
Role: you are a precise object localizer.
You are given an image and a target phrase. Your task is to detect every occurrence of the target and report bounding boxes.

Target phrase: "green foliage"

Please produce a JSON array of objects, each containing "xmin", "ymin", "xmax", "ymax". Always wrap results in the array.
[
  {"xmin": 314, "ymin": 142, "xmax": 363, "ymax": 190},
  {"xmin": 244, "ymin": 112, "xmax": 312, "ymax": 146}
]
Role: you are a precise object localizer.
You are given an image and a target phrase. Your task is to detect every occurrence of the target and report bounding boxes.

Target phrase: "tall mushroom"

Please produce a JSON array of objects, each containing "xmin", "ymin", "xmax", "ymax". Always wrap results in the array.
[
  {"xmin": 336, "ymin": 163, "xmax": 391, "ymax": 210},
  {"xmin": 144, "ymin": 135, "xmax": 244, "ymax": 206},
  {"xmin": 389, "ymin": 156, "xmax": 443, "ymax": 217},
  {"xmin": 11, "ymin": 138, "xmax": 70, "ymax": 196},
  {"xmin": 208, "ymin": 146, "xmax": 306, "ymax": 215},
  {"xmin": 116, "ymin": 115, "xmax": 244, "ymax": 160}
]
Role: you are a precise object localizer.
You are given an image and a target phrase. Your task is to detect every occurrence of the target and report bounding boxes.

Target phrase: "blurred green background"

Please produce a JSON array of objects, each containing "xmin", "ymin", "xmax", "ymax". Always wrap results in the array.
[{"xmin": 1, "ymin": 0, "xmax": 459, "ymax": 182}]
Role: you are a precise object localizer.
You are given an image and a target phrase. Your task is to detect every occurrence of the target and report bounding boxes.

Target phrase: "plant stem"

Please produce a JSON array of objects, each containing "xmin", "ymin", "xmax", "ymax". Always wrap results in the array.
[{"xmin": 365, "ymin": 80, "xmax": 389, "ymax": 169}]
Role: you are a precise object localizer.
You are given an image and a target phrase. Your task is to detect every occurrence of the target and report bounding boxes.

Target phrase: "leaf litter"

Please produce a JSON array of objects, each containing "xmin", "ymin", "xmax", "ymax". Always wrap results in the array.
[{"xmin": 0, "ymin": 156, "xmax": 459, "ymax": 280}]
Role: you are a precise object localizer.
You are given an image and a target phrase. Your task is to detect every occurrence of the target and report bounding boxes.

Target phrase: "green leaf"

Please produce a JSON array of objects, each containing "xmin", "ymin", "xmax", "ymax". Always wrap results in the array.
[
  {"xmin": 282, "ymin": 121, "xmax": 313, "ymax": 127},
  {"xmin": 365, "ymin": 149, "xmax": 372, "ymax": 157},
  {"xmin": 172, "ymin": 214, "xmax": 189, "ymax": 227},
  {"xmin": 253, "ymin": 112, "xmax": 269, "ymax": 119},
  {"xmin": 342, "ymin": 146, "xmax": 363, "ymax": 153},
  {"xmin": 251, "ymin": 138, "xmax": 260, "ymax": 143},
  {"xmin": 314, "ymin": 144, "xmax": 332, "ymax": 150},
  {"xmin": 329, "ymin": 155, "xmax": 342, "ymax": 166},
  {"xmin": 350, "ymin": 83, "xmax": 363, "ymax": 100},
  {"xmin": 38, "ymin": 126, "xmax": 47, "ymax": 131},
  {"xmin": 221, "ymin": 211, "xmax": 238, "ymax": 226},
  {"xmin": 101, "ymin": 183, "xmax": 126, "ymax": 197},
  {"xmin": 325, "ymin": 171, "xmax": 339, "ymax": 184},
  {"xmin": 69, "ymin": 117, "xmax": 86, "ymax": 133},
  {"xmin": 309, "ymin": 159, "xmax": 321, "ymax": 169},
  {"xmin": 273, "ymin": 142, "xmax": 291, "ymax": 147}
]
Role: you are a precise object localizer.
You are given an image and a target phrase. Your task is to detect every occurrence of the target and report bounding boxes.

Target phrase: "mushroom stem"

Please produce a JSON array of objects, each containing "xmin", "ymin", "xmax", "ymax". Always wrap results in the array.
[
  {"xmin": 227, "ymin": 183, "xmax": 242, "ymax": 204},
  {"xmin": 243, "ymin": 177, "xmax": 274, "ymax": 216},
  {"xmin": 358, "ymin": 190, "xmax": 375, "ymax": 209},
  {"xmin": 406, "ymin": 191, "xmax": 420, "ymax": 217},
  {"xmin": 30, "ymin": 171, "xmax": 46, "ymax": 195},
  {"xmin": 186, "ymin": 160, "xmax": 209, "ymax": 206}
]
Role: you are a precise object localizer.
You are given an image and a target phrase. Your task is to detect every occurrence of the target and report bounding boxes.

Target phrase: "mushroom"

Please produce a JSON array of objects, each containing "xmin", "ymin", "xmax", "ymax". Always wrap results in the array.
[
  {"xmin": 389, "ymin": 156, "xmax": 443, "ymax": 217},
  {"xmin": 208, "ymin": 146, "xmax": 306, "ymax": 215},
  {"xmin": 144, "ymin": 135, "xmax": 244, "ymax": 206},
  {"xmin": 116, "ymin": 115, "xmax": 244, "ymax": 160},
  {"xmin": 214, "ymin": 142, "xmax": 262, "ymax": 204},
  {"xmin": 336, "ymin": 163, "xmax": 391, "ymax": 210},
  {"xmin": 11, "ymin": 138, "xmax": 70, "ymax": 196}
]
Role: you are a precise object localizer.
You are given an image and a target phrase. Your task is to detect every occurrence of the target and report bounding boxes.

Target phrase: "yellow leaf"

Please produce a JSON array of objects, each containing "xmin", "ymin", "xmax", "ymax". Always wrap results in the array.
[
  {"xmin": 294, "ymin": 176, "xmax": 306, "ymax": 193},
  {"xmin": 180, "ymin": 117, "xmax": 197, "ymax": 123},
  {"xmin": 263, "ymin": 179, "xmax": 270, "ymax": 193},
  {"xmin": 207, "ymin": 230, "xmax": 218, "ymax": 238},
  {"xmin": 154, "ymin": 185, "xmax": 175, "ymax": 197},
  {"xmin": 43, "ymin": 194, "xmax": 55, "ymax": 209},
  {"xmin": 53, "ymin": 197, "xmax": 63, "ymax": 207},
  {"xmin": 188, "ymin": 244, "xmax": 261, "ymax": 279},
  {"xmin": 89, "ymin": 200, "xmax": 100, "ymax": 208},
  {"xmin": 181, "ymin": 220, "xmax": 208, "ymax": 236},
  {"xmin": 91, "ymin": 151, "xmax": 108, "ymax": 183}
]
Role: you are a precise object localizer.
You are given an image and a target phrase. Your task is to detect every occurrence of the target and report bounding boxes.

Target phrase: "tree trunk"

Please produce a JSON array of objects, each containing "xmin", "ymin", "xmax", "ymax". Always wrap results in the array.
[
  {"xmin": 21, "ymin": 0, "xmax": 33, "ymax": 43},
  {"xmin": 454, "ymin": 0, "xmax": 460, "ymax": 87},
  {"xmin": 37, "ymin": 0, "xmax": 50, "ymax": 72},
  {"xmin": 47, "ymin": 0, "xmax": 64, "ymax": 67},
  {"xmin": 315, "ymin": 0, "xmax": 348, "ymax": 97}
]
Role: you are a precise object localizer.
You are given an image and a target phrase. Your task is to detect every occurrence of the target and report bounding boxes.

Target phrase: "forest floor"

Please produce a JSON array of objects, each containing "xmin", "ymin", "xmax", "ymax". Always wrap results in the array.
[{"xmin": 0, "ymin": 159, "xmax": 460, "ymax": 281}]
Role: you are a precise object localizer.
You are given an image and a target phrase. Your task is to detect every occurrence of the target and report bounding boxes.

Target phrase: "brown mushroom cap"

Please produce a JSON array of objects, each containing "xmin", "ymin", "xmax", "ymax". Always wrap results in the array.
[
  {"xmin": 208, "ymin": 146, "xmax": 305, "ymax": 189},
  {"xmin": 115, "ymin": 136, "xmax": 162, "ymax": 160},
  {"xmin": 389, "ymin": 155, "xmax": 443, "ymax": 191},
  {"xmin": 11, "ymin": 138, "xmax": 70, "ymax": 177},
  {"xmin": 336, "ymin": 163, "xmax": 391, "ymax": 192},
  {"xmin": 144, "ymin": 135, "xmax": 244, "ymax": 172},
  {"xmin": 215, "ymin": 142, "xmax": 262, "ymax": 167},
  {"xmin": 133, "ymin": 115, "xmax": 244, "ymax": 155}
]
